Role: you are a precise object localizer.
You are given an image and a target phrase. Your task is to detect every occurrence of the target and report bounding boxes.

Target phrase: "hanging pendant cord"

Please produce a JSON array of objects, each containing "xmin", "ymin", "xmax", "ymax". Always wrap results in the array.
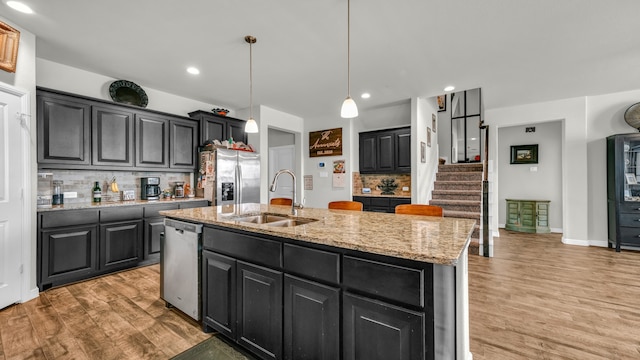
[
  {"xmin": 347, "ymin": 0, "xmax": 351, "ymax": 97},
  {"xmin": 249, "ymin": 40, "xmax": 253, "ymax": 119}
]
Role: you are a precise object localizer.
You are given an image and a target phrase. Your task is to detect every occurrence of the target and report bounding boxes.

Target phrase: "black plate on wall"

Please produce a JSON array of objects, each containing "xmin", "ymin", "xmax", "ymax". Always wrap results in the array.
[{"xmin": 109, "ymin": 80, "xmax": 149, "ymax": 108}]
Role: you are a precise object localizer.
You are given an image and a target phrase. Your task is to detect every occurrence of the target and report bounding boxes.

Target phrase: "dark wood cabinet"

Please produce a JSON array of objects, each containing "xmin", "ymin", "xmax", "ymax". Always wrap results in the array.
[
  {"xmin": 170, "ymin": 119, "xmax": 198, "ymax": 169},
  {"xmin": 343, "ymin": 292, "xmax": 424, "ymax": 360},
  {"xmin": 359, "ymin": 127, "xmax": 411, "ymax": 174},
  {"xmin": 99, "ymin": 220, "xmax": 143, "ymax": 271},
  {"xmin": 353, "ymin": 196, "xmax": 411, "ymax": 213},
  {"xmin": 607, "ymin": 133, "xmax": 640, "ymax": 251},
  {"xmin": 143, "ymin": 218, "xmax": 165, "ymax": 261},
  {"xmin": 188, "ymin": 110, "xmax": 247, "ymax": 146},
  {"xmin": 37, "ymin": 92, "xmax": 91, "ymax": 165},
  {"xmin": 91, "ymin": 104, "xmax": 135, "ymax": 167},
  {"xmin": 237, "ymin": 261, "xmax": 283, "ymax": 360},
  {"xmin": 136, "ymin": 112, "xmax": 169, "ymax": 168},
  {"xmin": 203, "ymin": 250, "xmax": 237, "ymax": 338},
  {"xmin": 37, "ymin": 87, "xmax": 199, "ymax": 172},
  {"xmin": 283, "ymin": 275, "xmax": 339, "ymax": 360},
  {"xmin": 40, "ymin": 225, "xmax": 98, "ymax": 288}
]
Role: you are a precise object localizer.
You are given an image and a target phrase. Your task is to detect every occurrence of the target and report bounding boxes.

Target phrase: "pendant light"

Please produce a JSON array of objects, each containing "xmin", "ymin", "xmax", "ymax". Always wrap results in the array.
[
  {"xmin": 244, "ymin": 35, "xmax": 259, "ymax": 133},
  {"xmin": 340, "ymin": 0, "xmax": 358, "ymax": 118}
]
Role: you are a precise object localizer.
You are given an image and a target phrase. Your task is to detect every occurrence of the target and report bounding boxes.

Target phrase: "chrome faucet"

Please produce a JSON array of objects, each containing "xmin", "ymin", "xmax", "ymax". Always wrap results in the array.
[{"xmin": 270, "ymin": 169, "xmax": 300, "ymax": 215}]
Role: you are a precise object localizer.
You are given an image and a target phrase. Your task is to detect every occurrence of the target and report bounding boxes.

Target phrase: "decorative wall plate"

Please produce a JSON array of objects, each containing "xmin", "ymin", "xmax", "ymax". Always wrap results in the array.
[
  {"xmin": 109, "ymin": 80, "xmax": 148, "ymax": 107},
  {"xmin": 624, "ymin": 102, "xmax": 640, "ymax": 131}
]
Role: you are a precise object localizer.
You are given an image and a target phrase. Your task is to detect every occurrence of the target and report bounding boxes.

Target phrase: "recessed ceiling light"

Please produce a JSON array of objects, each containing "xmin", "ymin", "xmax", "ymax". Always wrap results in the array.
[
  {"xmin": 186, "ymin": 67, "xmax": 200, "ymax": 75},
  {"xmin": 361, "ymin": 93, "xmax": 371, "ymax": 99},
  {"xmin": 444, "ymin": 86, "xmax": 455, "ymax": 92},
  {"xmin": 6, "ymin": 1, "xmax": 33, "ymax": 13}
]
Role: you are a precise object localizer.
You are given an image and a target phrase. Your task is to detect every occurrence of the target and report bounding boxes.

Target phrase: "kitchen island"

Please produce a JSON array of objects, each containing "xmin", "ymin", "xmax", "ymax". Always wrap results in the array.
[{"xmin": 161, "ymin": 203, "xmax": 475, "ymax": 360}]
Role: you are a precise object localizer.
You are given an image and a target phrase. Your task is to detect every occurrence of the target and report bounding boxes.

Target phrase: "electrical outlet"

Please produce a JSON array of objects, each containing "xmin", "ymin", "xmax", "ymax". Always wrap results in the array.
[
  {"xmin": 402, "ymin": 186, "xmax": 409, "ymax": 191},
  {"xmin": 63, "ymin": 191, "xmax": 78, "ymax": 198}
]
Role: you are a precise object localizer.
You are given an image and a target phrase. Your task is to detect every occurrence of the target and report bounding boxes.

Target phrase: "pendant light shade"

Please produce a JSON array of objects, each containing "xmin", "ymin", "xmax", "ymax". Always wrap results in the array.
[
  {"xmin": 245, "ymin": 35, "xmax": 259, "ymax": 133},
  {"xmin": 245, "ymin": 118, "xmax": 259, "ymax": 133},
  {"xmin": 341, "ymin": 0, "xmax": 358, "ymax": 119},
  {"xmin": 341, "ymin": 96, "xmax": 358, "ymax": 118}
]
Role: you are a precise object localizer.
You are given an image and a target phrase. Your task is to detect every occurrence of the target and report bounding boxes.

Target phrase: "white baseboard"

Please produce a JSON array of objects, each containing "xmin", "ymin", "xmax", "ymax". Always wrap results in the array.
[
  {"xmin": 588, "ymin": 240, "xmax": 608, "ymax": 247},
  {"xmin": 561, "ymin": 237, "xmax": 589, "ymax": 246},
  {"xmin": 22, "ymin": 287, "xmax": 39, "ymax": 303}
]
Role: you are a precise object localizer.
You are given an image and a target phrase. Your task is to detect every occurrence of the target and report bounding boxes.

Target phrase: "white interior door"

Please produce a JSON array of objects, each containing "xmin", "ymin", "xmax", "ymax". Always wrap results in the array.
[
  {"xmin": 0, "ymin": 85, "xmax": 26, "ymax": 310},
  {"xmin": 268, "ymin": 145, "xmax": 295, "ymax": 201}
]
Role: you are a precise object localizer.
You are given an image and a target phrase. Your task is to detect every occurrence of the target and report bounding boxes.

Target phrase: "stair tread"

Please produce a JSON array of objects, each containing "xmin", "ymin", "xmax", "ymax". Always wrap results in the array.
[
  {"xmin": 430, "ymin": 199, "xmax": 481, "ymax": 205},
  {"xmin": 443, "ymin": 210, "xmax": 481, "ymax": 219},
  {"xmin": 432, "ymin": 189, "xmax": 481, "ymax": 194}
]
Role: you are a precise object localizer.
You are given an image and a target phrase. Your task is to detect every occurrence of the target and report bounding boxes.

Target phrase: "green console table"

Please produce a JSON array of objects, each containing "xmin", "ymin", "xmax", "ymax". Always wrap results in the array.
[{"xmin": 505, "ymin": 199, "xmax": 550, "ymax": 233}]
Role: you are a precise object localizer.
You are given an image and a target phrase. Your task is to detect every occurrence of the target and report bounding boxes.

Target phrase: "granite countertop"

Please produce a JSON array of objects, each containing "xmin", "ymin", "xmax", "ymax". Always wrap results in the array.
[
  {"xmin": 353, "ymin": 193, "xmax": 411, "ymax": 198},
  {"xmin": 160, "ymin": 203, "xmax": 475, "ymax": 265},
  {"xmin": 37, "ymin": 197, "xmax": 208, "ymax": 212}
]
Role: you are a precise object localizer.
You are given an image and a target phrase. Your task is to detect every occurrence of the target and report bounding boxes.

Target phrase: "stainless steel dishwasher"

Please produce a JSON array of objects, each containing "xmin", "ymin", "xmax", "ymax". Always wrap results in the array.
[{"xmin": 160, "ymin": 219, "xmax": 203, "ymax": 321}]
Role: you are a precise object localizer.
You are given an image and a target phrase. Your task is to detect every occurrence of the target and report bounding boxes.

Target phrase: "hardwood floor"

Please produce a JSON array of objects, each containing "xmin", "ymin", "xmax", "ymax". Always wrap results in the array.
[
  {"xmin": 0, "ymin": 265, "xmax": 211, "ymax": 360},
  {"xmin": 469, "ymin": 230, "xmax": 640, "ymax": 359},
  {"xmin": 1, "ymin": 231, "xmax": 639, "ymax": 359}
]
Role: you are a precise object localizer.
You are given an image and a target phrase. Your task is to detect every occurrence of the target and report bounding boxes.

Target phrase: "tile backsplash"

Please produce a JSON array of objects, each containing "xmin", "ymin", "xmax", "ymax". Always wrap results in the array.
[
  {"xmin": 352, "ymin": 172, "xmax": 411, "ymax": 196},
  {"xmin": 38, "ymin": 170, "xmax": 192, "ymax": 204}
]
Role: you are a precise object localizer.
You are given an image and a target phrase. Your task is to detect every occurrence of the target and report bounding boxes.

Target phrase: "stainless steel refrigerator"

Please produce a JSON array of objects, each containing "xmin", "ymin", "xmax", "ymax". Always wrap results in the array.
[{"xmin": 198, "ymin": 148, "xmax": 260, "ymax": 205}]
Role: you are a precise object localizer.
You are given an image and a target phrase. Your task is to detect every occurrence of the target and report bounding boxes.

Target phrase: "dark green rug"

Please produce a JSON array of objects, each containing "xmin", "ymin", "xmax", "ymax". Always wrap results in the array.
[{"xmin": 171, "ymin": 335, "xmax": 255, "ymax": 360}]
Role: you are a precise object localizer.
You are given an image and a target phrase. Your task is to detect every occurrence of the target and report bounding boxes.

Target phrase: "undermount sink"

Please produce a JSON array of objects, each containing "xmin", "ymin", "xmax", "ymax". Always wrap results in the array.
[{"xmin": 234, "ymin": 213, "xmax": 318, "ymax": 227}]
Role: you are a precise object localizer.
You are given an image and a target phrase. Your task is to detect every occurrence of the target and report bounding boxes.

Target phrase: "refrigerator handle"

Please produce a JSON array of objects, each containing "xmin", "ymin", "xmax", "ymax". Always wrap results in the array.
[{"xmin": 236, "ymin": 164, "xmax": 242, "ymax": 205}]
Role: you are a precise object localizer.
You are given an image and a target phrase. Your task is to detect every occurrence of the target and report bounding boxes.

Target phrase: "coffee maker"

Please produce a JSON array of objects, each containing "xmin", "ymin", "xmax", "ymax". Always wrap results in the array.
[{"xmin": 141, "ymin": 177, "xmax": 161, "ymax": 200}]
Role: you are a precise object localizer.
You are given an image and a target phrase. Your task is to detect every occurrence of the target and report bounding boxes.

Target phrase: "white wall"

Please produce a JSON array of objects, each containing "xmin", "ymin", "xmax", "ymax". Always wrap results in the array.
[
  {"xmin": 0, "ymin": 16, "xmax": 38, "ymax": 297},
  {"xmin": 497, "ymin": 122, "xmax": 563, "ymax": 231},
  {"xmin": 413, "ymin": 97, "xmax": 439, "ymax": 203},
  {"xmin": 36, "ymin": 59, "xmax": 220, "ymax": 117},
  {"xmin": 487, "ymin": 97, "xmax": 589, "ymax": 245}
]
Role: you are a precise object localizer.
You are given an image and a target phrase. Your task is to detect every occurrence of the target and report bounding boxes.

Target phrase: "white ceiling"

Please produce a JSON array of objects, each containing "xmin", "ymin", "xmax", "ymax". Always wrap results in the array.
[{"xmin": 3, "ymin": 0, "xmax": 640, "ymax": 120}]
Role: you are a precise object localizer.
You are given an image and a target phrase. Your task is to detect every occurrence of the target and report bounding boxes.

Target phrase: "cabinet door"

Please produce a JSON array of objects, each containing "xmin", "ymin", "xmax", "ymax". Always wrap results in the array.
[
  {"xmin": 143, "ymin": 217, "xmax": 165, "ymax": 261},
  {"xmin": 395, "ymin": 129, "xmax": 411, "ymax": 173},
  {"xmin": 284, "ymin": 275, "xmax": 339, "ymax": 360},
  {"xmin": 99, "ymin": 220, "xmax": 143, "ymax": 271},
  {"xmin": 520, "ymin": 202, "xmax": 536, "ymax": 229},
  {"xmin": 202, "ymin": 251, "xmax": 237, "ymax": 338},
  {"xmin": 506, "ymin": 201, "xmax": 519, "ymax": 228},
  {"xmin": 37, "ymin": 93, "xmax": 91, "ymax": 165},
  {"xmin": 170, "ymin": 119, "xmax": 198, "ymax": 169},
  {"xmin": 227, "ymin": 120, "xmax": 247, "ymax": 145},
  {"xmin": 343, "ymin": 292, "xmax": 424, "ymax": 360},
  {"xmin": 359, "ymin": 133, "xmax": 377, "ymax": 173},
  {"xmin": 136, "ymin": 113, "xmax": 169, "ymax": 168},
  {"xmin": 237, "ymin": 261, "xmax": 283, "ymax": 360},
  {"xmin": 377, "ymin": 133, "xmax": 395, "ymax": 172},
  {"xmin": 536, "ymin": 202, "xmax": 550, "ymax": 232},
  {"xmin": 40, "ymin": 225, "xmax": 98, "ymax": 289},
  {"xmin": 201, "ymin": 116, "xmax": 226, "ymax": 145},
  {"xmin": 92, "ymin": 105, "xmax": 134, "ymax": 167}
]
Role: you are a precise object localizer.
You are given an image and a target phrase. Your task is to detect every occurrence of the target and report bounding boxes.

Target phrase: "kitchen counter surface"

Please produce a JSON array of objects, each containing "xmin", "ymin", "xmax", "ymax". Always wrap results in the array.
[
  {"xmin": 160, "ymin": 203, "xmax": 475, "ymax": 265},
  {"xmin": 353, "ymin": 193, "xmax": 411, "ymax": 198},
  {"xmin": 37, "ymin": 197, "xmax": 208, "ymax": 212}
]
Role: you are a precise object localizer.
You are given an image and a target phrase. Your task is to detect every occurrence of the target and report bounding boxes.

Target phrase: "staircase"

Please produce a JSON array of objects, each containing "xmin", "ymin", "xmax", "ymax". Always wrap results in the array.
[{"xmin": 430, "ymin": 163, "xmax": 483, "ymax": 255}]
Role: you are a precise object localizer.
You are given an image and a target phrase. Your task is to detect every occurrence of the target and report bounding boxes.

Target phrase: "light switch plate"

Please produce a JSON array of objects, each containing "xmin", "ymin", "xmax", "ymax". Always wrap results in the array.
[
  {"xmin": 402, "ymin": 186, "xmax": 409, "ymax": 191},
  {"xmin": 530, "ymin": 166, "xmax": 538, "ymax": 172}
]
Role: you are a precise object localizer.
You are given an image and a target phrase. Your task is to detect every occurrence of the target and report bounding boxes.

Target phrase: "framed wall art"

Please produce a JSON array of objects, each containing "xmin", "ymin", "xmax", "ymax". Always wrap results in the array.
[
  {"xmin": 437, "ymin": 95, "xmax": 446, "ymax": 112},
  {"xmin": 510, "ymin": 144, "xmax": 538, "ymax": 164},
  {"xmin": 420, "ymin": 142, "xmax": 426, "ymax": 163}
]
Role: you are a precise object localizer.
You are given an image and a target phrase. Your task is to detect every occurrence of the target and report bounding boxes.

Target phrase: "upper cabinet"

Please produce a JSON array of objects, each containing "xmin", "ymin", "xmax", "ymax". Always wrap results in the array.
[
  {"xmin": 359, "ymin": 127, "xmax": 411, "ymax": 174},
  {"xmin": 38, "ymin": 92, "xmax": 91, "ymax": 166},
  {"xmin": 188, "ymin": 110, "xmax": 247, "ymax": 146},
  {"xmin": 37, "ymin": 88, "xmax": 199, "ymax": 172}
]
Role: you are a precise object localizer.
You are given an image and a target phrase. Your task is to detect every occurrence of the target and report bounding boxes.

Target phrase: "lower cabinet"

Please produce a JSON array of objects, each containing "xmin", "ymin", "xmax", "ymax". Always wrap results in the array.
[
  {"xmin": 202, "ymin": 226, "xmax": 436, "ymax": 360},
  {"xmin": 505, "ymin": 199, "xmax": 551, "ymax": 233},
  {"xmin": 99, "ymin": 220, "xmax": 142, "ymax": 271},
  {"xmin": 343, "ymin": 292, "xmax": 424, "ymax": 360},
  {"xmin": 237, "ymin": 261, "xmax": 283, "ymax": 360},
  {"xmin": 353, "ymin": 196, "xmax": 411, "ymax": 213},
  {"xmin": 40, "ymin": 225, "xmax": 98, "ymax": 287},
  {"xmin": 284, "ymin": 275, "xmax": 339, "ymax": 360},
  {"xmin": 143, "ymin": 217, "xmax": 165, "ymax": 261}
]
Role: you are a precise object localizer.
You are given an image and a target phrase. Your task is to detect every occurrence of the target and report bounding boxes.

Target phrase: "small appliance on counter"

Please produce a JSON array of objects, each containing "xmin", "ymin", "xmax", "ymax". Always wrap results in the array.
[{"xmin": 141, "ymin": 177, "xmax": 161, "ymax": 200}]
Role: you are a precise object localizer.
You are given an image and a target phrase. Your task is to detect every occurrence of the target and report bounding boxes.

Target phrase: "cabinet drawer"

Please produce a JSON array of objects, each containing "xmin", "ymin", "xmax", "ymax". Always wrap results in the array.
[
  {"xmin": 40, "ymin": 210, "xmax": 99, "ymax": 229},
  {"xmin": 204, "ymin": 227, "xmax": 282, "ymax": 268},
  {"xmin": 343, "ymin": 256, "xmax": 423, "ymax": 307},
  {"xmin": 144, "ymin": 203, "xmax": 179, "ymax": 217},
  {"xmin": 100, "ymin": 206, "xmax": 143, "ymax": 223},
  {"xmin": 389, "ymin": 198, "xmax": 411, "ymax": 209},
  {"xmin": 619, "ymin": 227, "xmax": 640, "ymax": 245},
  {"xmin": 352, "ymin": 196, "xmax": 371, "ymax": 206},
  {"xmin": 370, "ymin": 197, "xmax": 390, "ymax": 207},
  {"xmin": 283, "ymin": 243, "xmax": 340, "ymax": 284},
  {"xmin": 620, "ymin": 202, "xmax": 640, "ymax": 214},
  {"xmin": 619, "ymin": 213, "xmax": 640, "ymax": 227}
]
